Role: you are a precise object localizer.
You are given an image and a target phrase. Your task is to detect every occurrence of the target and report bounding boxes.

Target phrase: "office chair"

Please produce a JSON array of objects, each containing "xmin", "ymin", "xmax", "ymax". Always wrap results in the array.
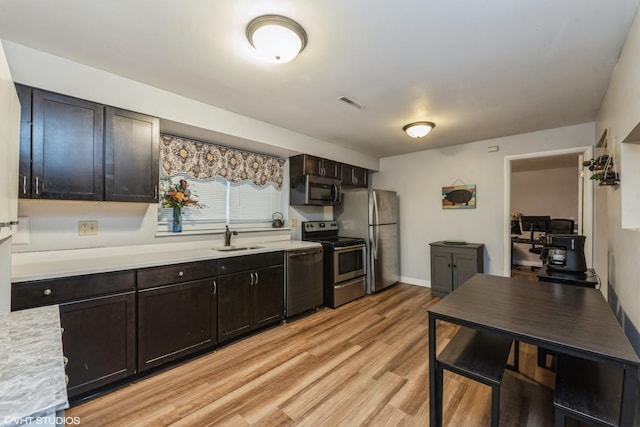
[
  {"xmin": 529, "ymin": 218, "xmax": 575, "ymax": 257},
  {"xmin": 549, "ymin": 218, "xmax": 575, "ymax": 234}
]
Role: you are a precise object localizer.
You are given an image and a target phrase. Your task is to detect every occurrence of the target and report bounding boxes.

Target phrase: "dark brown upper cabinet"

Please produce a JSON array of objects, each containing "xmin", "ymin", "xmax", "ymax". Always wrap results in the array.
[
  {"xmin": 290, "ymin": 154, "xmax": 341, "ymax": 180},
  {"xmin": 105, "ymin": 107, "xmax": 159, "ymax": 202},
  {"xmin": 28, "ymin": 88, "xmax": 104, "ymax": 200},
  {"xmin": 341, "ymin": 163, "xmax": 368, "ymax": 188},
  {"xmin": 17, "ymin": 84, "xmax": 159, "ymax": 203}
]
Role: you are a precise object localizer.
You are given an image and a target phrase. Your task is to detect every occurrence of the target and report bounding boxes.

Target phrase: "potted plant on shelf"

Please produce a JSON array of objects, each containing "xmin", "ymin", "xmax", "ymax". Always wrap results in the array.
[{"xmin": 583, "ymin": 154, "xmax": 619, "ymax": 186}]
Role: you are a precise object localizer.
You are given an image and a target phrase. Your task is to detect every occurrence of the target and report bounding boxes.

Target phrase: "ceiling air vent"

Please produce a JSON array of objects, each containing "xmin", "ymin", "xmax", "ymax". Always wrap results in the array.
[{"xmin": 337, "ymin": 96, "xmax": 364, "ymax": 109}]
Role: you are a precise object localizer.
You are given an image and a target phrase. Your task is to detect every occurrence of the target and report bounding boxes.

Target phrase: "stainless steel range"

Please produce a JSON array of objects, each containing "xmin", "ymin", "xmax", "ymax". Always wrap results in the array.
[{"xmin": 302, "ymin": 221, "xmax": 366, "ymax": 308}]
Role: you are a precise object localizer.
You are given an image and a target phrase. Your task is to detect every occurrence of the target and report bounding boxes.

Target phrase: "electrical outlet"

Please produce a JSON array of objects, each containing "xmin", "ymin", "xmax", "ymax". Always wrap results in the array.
[
  {"xmin": 78, "ymin": 220, "xmax": 98, "ymax": 236},
  {"xmin": 290, "ymin": 218, "xmax": 298, "ymax": 228}
]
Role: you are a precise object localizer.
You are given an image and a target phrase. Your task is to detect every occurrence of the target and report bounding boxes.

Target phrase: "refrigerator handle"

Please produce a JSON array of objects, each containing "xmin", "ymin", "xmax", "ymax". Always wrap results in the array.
[
  {"xmin": 370, "ymin": 225, "xmax": 378, "ymax": 260},
  {"xmin": 371, "ymin": 191, "xmax": 378, "ymax": 225}
]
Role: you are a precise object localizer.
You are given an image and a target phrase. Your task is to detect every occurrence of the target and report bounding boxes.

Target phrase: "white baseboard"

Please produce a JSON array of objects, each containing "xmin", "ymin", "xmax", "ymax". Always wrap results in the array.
[{"xmin": 399, "ymin": 276, "xmax": 430, "ymax": 288}]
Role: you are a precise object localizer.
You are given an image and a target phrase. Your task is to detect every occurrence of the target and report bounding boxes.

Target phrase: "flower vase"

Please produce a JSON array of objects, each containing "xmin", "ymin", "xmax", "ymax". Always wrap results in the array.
[{"xmin": 172, "ymin": 206, "xmax": 182, "ymax": 232}]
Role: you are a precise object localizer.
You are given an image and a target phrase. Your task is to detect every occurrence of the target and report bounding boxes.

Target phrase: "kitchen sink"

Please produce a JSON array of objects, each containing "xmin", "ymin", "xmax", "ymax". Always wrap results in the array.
[{"xmin": 214, "ymin": 245, "xmax": 264, "ymax": 252}]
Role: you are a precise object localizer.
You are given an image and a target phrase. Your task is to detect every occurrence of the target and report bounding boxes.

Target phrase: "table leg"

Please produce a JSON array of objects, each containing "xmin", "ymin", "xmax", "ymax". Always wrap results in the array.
[
  {"xmin": 429, "ymin": 314, "xmax": 441, "ymax": 427},
  {"xmin": 620, "ymin": 364, "xmax": 638, "ymax": 425}
]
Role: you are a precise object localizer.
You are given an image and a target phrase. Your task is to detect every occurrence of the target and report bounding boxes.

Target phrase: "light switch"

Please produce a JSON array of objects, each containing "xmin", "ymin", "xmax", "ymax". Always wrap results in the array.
[{"xmin": 78, "ymin": 220, "xmax": 99, "ymax": 236}]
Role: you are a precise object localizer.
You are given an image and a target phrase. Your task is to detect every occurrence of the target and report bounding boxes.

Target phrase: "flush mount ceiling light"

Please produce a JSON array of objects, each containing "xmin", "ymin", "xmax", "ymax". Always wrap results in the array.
[
  {"xmin": 246, "ymin": 15, "xmax": 307, "ymax": 63},
  {"xmin": 403, "ymin": 121, "xmax": 436, "ymax": 138}
]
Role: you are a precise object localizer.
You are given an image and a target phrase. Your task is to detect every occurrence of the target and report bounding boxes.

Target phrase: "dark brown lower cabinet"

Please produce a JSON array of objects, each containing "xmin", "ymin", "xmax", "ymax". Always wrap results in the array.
[
  {"xmin": 218, "ymin": 272, "xmax": 254, "ymax": 342},
  {"xmin": 254, "ymin": 266, "xmax": 284, "ymax": 329},
  {"xmin": 60, "ymin": 291, "xmax": 136, "ymax": 398},
  {"xmin": 218, "ymin": 256, "xmax": 284, "ymax": 343},
  {"xmin": 137, "ymin": 278, "xmax": 217, "ymax": 371}
]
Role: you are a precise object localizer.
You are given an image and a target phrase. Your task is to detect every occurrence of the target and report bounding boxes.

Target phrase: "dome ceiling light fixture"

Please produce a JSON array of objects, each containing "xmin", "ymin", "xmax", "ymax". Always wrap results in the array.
[
  {"xmin": 403, "ymin": 121, "xmax": 436, "ymax": 138},
  {"xmin": 246, "ymin": 15, "xmax": 308, "ymax": 63}
]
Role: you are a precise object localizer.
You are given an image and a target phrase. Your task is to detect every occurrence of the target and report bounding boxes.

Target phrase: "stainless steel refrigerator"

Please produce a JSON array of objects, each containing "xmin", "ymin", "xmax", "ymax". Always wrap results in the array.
[{"xmin": 336, "ymin": 189, "xmax": 399, "ymax": 293}]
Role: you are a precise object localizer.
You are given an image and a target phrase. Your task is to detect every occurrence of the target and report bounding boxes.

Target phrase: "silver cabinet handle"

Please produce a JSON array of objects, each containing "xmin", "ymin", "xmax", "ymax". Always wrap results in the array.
[
  {"xmin": 60, "ymin": 327, "xmax": 64, "ymax": 334},
  {"xmin": 63, "ymin": 356, "xmax": 68, "ymax": 366},
  {"xmin": 178, "ymin": 271, "xmax": 184, "ymax": 277},
  {"xmin": 213, "ymin": 280, "xmax": 217, "ymax": 295},
  {"xmin": 249, "ymin": 273, "xmax": 254, "ymax": 286},
  {"xmin": 255, "ymin": 272, "xmax": 259, "ymax": 285},
  {"xmin": 154, "ymin": 186, "xmax": 158, "ymax": 199},
  {"xmin": 35, "ymin": 177, "xmax": 39, "ymax": 195},
  {"xmin": 22, "ymin": 175, "xmax": 27, "ymax": 195},
  {"xmin": 43, "ymin": 288, "xmax": 52, "ymax": 296},
  {"xmin": 64, "ymin": 375, "xmax": 69, "ymax": 385}
]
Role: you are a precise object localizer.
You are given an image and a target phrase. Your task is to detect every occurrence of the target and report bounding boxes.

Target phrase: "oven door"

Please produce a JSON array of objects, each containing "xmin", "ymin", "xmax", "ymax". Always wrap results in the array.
[{"xmin": 333, "ymin": 244, "xmax": 366, "ymax": 283}]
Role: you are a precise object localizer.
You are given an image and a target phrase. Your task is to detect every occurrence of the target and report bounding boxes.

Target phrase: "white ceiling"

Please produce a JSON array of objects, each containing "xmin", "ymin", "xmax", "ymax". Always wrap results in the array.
[{"xmin": 0, "ymin": 0, "xmax": 638, "ymax": 158}]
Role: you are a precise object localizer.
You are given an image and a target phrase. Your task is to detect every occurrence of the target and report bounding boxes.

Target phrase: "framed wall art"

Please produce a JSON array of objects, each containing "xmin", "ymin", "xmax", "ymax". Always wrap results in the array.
[{"xmin": 442, "ymin": 184, "xmax": 476, "ymax": 209}]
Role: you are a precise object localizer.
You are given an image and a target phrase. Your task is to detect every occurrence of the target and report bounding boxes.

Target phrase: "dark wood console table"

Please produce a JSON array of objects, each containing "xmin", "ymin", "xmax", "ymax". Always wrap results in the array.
[{"xmin": 428, "ymin": 273, "xmax": 639, "ymax": 427}]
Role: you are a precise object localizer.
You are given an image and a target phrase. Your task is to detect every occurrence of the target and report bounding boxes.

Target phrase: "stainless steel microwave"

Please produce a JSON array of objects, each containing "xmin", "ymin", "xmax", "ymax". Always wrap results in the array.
[{"xmin": 290, "ymin": 175, "xmax": 342, "ymax": 206}]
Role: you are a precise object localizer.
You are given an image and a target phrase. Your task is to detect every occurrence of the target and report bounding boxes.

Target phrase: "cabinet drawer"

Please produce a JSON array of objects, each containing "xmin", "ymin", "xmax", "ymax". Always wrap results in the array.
[
  {"xmin": 137, "ymin": 259, "xmax": 218, "ymax": 289},
  {"xmin": 218, "ymin": 251, "xmax": 283, "ymax": 276},
  {"xmin": 12, "ymin": 270, "xmax": 135, "ymax": 310}
]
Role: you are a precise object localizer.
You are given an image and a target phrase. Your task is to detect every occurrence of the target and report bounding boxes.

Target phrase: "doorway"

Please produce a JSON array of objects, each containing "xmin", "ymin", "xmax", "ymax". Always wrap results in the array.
[{"xmin": 503, "ymin": 146, "xmax": 594, "ymax": 277}]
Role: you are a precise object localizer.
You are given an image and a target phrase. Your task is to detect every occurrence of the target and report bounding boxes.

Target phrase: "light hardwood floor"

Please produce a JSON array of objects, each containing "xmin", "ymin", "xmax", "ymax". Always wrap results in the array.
[{"xmin": 68, "ymin": 283, "xmax": 560, "ymax": 426}]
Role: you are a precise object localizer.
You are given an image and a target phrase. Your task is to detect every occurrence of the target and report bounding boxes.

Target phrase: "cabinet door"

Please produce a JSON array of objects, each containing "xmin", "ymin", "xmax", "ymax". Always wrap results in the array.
[
  {"xmin": 431, "ymin": 252, "xmax": 453, "ymax": 296},
  {"xmin": 60, "ymin": 292, "xmax": 135, "ymax": 398},
  {"xmin": 452, "ymin": 253, "xmax": 479, "ymax": 290},
  {"xmin": 254, "ymin": 265, "xmax": 284, "ymax": 329},
  {"xmin": 341, "ymin": 164, "xmax": 366, "ymax": 187},
  {"xmin": 341, "ymin": 164, "xmax": 354, "ymax": 186},
  {"xmin": 303, "ymin": 155, "xmax": 322, "ymax": 176},
  {"xmin": 138, "ymin": 278, "xmax": 217, "ymax": 371},
  {"xmin": 15, "ymin": 84, "xmax": 31, "ymax": 198},
  {"xmin": 31, "ymin": 89, "xmax": 103, "ymax": 200},
  {"xmin": 105, "ymin": 107, "xmax": 159, "ymax": 202},
  {"xmin": 218, "ymin": 272, "xmax": 253, "ymax": 342},
  {"xmin": 321, "ymin": 158, "xmax": 341, "ymax": 179},
  {"xmin": 352, "ymin": 167, "xmax": 367, "ymax": 188}
]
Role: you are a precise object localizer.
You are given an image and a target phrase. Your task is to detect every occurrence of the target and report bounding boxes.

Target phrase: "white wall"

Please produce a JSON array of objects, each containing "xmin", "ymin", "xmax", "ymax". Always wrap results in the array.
[
  {"xmin": 595, "ymin": 6, "xmax": 640, "ymax": 335},
  {"xmin": 3, "ymin": 42, "xmax": 363, "ymax": 253},
  {"xmin": 372, "ymin": 123, "xmax": 594, "ymax": 286},
  {"xmin": 0, "ymin": 39, "xmax": 18, "ymax": 313},
  {"xmin": 2, "ymin": 41, "xmax": 379, "ymax": 171},
  {"xmin": 511, "ymin": 167, "xmax": 578, "ymax": 220}
]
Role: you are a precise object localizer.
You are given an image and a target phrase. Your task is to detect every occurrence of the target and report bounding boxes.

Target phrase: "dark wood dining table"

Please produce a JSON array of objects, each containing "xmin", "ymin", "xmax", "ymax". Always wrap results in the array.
[{"xmin": 428, "ymin": 273, "xmax": 640, "ymax": 426}]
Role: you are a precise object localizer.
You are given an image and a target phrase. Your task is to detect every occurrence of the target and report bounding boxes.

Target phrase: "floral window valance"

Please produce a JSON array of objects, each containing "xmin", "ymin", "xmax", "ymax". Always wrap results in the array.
[{"xmin": 160, "ymin": 134, "xmax": 285, "ymax": 188}]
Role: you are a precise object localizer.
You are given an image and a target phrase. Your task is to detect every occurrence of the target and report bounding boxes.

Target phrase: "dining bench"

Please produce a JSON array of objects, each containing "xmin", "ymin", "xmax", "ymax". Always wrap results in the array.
[
  {"xmin": 554, "ymin": 352, "xmax": 624, "ymax": 427},
  {"xmin": 436, "ymin": 327, "xmax": 515, "ymax": 427}
]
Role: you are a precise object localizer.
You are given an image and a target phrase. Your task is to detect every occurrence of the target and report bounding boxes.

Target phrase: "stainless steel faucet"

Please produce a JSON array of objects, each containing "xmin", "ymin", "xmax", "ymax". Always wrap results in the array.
[{"xmin": 224, "ymin": 225, "xmax": 238, "ymax": 246}]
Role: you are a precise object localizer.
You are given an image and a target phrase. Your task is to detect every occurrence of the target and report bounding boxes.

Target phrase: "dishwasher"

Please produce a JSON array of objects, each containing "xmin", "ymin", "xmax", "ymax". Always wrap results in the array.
[{"xmin": 285, "ymin": 247, "xmax": 324, "ymax": 318}]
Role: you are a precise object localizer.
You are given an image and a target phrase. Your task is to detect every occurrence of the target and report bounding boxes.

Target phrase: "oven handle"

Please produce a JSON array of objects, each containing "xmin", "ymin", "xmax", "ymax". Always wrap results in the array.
[{"xmin": 333, "ymin": 244, "xmax": 366, "ymax": 252}]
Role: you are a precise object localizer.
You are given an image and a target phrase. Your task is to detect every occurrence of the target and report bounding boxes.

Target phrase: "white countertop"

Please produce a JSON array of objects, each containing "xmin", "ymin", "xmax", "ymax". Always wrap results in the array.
[
  {"xmin": 0, "ymin": 305, "xmax": 68, "ymax": 426},
  {"xmin": 12, "ymin": 238, "xmax": 322, "ymax": 283}
]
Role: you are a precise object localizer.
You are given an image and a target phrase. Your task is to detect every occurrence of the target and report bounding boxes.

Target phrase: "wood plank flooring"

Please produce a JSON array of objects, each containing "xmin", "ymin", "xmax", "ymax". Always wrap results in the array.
[{"xmin": 67, "ymin": 283, "xmax": 560, "ymax": 426}]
